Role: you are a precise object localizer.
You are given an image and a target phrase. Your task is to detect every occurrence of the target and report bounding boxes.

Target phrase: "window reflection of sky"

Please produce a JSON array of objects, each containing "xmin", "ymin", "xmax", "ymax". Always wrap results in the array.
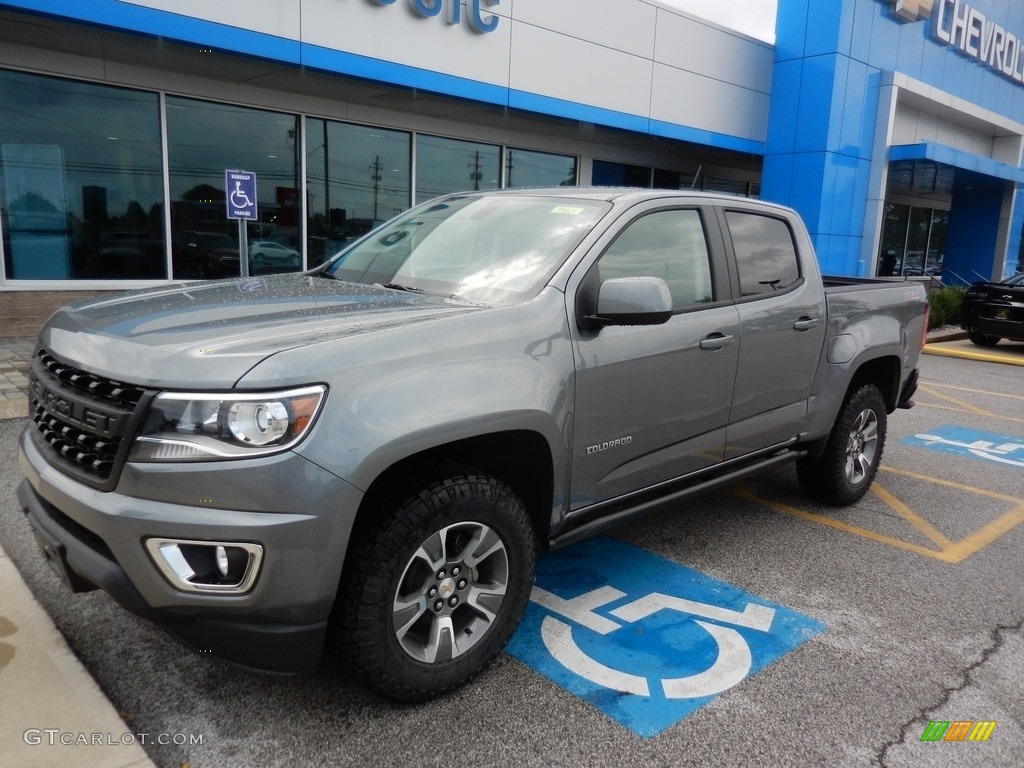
[{"xmin": 330, "ymin": 195, "xmax": 608, "ymax": 306}]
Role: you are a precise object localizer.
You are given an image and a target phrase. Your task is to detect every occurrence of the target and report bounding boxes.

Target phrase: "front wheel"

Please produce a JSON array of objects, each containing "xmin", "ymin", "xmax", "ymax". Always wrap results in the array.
[
  {"xmin": 797, "ymin": 384, "xmax": 888, "ymax": 506},
  {"xmin": 336, "ymin": 468, "xmax": 535, "ymax": 701}
]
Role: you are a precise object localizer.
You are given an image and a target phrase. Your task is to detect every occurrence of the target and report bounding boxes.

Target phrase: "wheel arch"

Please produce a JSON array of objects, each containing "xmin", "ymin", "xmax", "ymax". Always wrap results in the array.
[
  {"xmin": 846, "ymin": 354, "xmax": 902, "ymax": 413},
  {"xmin": 350, "ymin": 430, "xmax": 556, "ymax": 553}
]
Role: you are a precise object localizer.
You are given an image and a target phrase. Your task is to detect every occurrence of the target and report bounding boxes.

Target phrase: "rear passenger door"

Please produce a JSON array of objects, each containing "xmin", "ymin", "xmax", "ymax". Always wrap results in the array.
[
  {"xmin": 719, "ymin": 208, "xmax": 827, "ymax": 460},
  {"xmin": 568, "ymin": 204, "xmax": 740, "ymax": 509}
]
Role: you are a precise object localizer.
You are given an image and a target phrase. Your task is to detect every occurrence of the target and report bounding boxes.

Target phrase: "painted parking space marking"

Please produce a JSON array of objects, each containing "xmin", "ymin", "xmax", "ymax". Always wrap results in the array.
[
  {"xmin": 506, "ymin": 537, "xmax": 824, "ymax": 738},
  {"xmin": 903, "ymin": 425, "xmax": 1024, "ymax": 469},
  {"xmin": 737, "ymin": 466, "xmax": 1024, "ymax": 563},
  {"xmin": 916, "ymin": 384, "xmax": 1024, "ymax": 426}
]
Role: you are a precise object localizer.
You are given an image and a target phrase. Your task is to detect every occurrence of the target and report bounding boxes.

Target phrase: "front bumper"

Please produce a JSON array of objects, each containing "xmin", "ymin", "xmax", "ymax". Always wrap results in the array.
[{"xmin": 17, "ymin": 425, "xmax": 364, "ymax": 673}]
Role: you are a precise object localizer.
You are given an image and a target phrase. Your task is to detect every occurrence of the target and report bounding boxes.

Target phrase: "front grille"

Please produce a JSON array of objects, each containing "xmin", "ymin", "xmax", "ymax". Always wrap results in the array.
[{"xmin": 29, "ymin": 348, "xmax": 151, "ymax": 489}]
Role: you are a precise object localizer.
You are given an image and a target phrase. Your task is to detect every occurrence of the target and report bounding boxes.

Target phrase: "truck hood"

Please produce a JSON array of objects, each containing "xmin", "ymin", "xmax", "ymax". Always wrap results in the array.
[{"xmin": 40, "ymin": 274, "xmax": 486, "ymax": 388}]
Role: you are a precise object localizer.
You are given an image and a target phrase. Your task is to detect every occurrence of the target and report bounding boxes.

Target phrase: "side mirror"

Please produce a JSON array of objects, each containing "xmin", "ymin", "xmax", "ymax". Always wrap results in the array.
[{"xmin": 584, "ymin": 276, "xmax": 673, "ymax": 327}]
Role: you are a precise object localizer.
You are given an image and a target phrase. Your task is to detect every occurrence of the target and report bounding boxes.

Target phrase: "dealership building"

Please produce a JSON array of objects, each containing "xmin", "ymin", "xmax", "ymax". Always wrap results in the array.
[{"xmin": 1, "ymin": 0, "xmax": 1023, "ymax": 301}]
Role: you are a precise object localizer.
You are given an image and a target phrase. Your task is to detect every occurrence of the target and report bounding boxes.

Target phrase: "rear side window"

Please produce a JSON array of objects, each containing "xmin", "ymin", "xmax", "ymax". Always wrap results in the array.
[{"xmin": 725, "ymin": 211, "xmax": 800, "ymax": 298}]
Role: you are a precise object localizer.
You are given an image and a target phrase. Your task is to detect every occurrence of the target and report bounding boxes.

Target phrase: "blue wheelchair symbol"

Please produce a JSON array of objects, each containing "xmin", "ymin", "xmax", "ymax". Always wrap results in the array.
[
  {"xmin": 225, "ymin": 170, "xmax": 257, "ymax": 219},
  {"xmin": 506, "ymin": 537, "xmax": 825, "ymax": 737}
]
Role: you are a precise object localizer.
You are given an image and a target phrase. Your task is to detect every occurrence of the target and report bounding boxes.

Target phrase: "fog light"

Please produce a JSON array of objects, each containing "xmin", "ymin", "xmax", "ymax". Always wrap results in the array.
[
  {"xmin": 215, "ymin": 545, "xmax": 229, "ymax": 577},
  {"xmin": 146, "ymin": 538, "xmax": 263, "ymax": 594}
]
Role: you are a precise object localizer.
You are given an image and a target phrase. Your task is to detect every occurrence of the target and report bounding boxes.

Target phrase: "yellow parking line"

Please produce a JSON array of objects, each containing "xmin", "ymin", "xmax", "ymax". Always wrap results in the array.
[
  {"xmin": 925, "ymin": 382, "xmax": 1024, "ymax": 402},
  {"xmin": 735, "ymin": 468, "xmax": 1024, "ymax": 564},
  {"xmin": 878, "ymin": 466, "xmax": 1021, "ymax": 503},
  {"xmin": 939, "ymin": 502, "xmax": 1024, "ymax": 563},
  {"xmin": 912, "ymin": 400, "xmax": 1024, "ymax": 426},
  {"xmin": 869, "ymin": 483, "xmax": 953, "ymax": 549},
  {"xmin": 917, "ymin": 385, "xmax": 997, "ymax": 418},
  {"xmin": 731, "ymin": 485, "xmax": 950, "ymax": 561}
]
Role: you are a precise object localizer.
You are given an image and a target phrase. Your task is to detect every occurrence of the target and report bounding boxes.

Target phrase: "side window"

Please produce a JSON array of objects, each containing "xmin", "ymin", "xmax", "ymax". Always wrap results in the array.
[
  {"xmin": 725, "ymin": 211, "xmax": 801, "ymax": 297},
  {"xmin": 596, "ymin": 209, "xmax": 713, "ymax": 309}
]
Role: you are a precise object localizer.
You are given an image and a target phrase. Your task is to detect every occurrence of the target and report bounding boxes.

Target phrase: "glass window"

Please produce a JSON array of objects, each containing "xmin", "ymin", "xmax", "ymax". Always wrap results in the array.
[
  {"xmin": 325, "ymin": 193, "xmax": 608, "ymax": 306},
  {"xmin": 592, "ymin": 160, "xmax": 650, "ymax": 187},
  {"xmin": 925, "ymin": 210, "xmax": 947, "ymax": 277},
  {"xmin": 703, "ymin": 176, "xmax": 750, "ymax": 196},
  {"xmin": 877, "ymin": 202, "xmax": 909, "ymax": 276},
  {"xmin": 504, "ymin": 148, "xmax": 576, "ymax": 188},
  {"xmin": 725, "ymin": 211, "xmax": 800, "ymax": 297},
  {"xmin": 595, "ymin": 209, "xmax": 713, "ymax": 308},
  {"xmin": 306, "ymin": 118, "xmax": 410, "ymax": 269},
  {"xmin": 166, "ymin": 97, "xmax": 299, "ymax": 279},
  {"xmin": 0, "ymin": 70, "xmax": 165, "ymax": 280},
  {"xmin": 653, "ymin": 169, "xmax": 685, "ymax": 190},
  {"xmin": 415, "ymin": 135, "xmax": 499, "ymax": 203}
]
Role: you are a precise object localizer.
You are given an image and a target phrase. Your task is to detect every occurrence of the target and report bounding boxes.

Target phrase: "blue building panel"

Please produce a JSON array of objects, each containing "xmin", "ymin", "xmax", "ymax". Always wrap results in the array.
[
  {"xmin": 848, "ymin": 0, "xmax": 877, "ymax": 65},
  {"xmin": 787, "ymin": 152, "xmax": 829, "ymax": 232},
  {"xmin": 774, "ymin": 0, "xmax": 811, "ymax": 63},
  {"xmin": 793, "ymin": 55, "xmax": 840, "ymax": 153},
  {"xmin": 838, "ymin": 59, "xmax": 877, "ymax": 159},
  {"xmin": 828, "ymin": 154, "xmax": 864, "ymax": 233},
  {"xmin": 764, "ymin": 59, "xmax": 805, "ymax": 156},
  {"xmin": 761, "ymin": 154, "xmax": 796, "ymax": 204},
  {"xmin": 894, "ymin": 18, "xmax": 926, "ymax": 75},
  {"xmin": 865, "ymin": 9, "xmax": 901, "ymax": 72},
  {"xmin": 802, "ymin": 0, "xmax": 846, "ymax": 59}
]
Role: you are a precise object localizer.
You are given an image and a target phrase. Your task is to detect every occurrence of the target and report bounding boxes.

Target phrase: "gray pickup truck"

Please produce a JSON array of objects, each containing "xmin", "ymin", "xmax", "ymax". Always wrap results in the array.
[{"xmin": 18, "ymin": 188, "xmax": 927, "ymax": 701}]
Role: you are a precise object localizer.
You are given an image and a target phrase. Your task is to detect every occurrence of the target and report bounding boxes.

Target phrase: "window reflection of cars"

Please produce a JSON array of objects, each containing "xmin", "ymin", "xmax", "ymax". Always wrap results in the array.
[
  {"xmin": 248, "ymin": 240, "xmax": 301, "ymax": 274},
  {"xmin": 961, "ymin": 272, "xmax": 1024, "ymax": 346},
  {"xmin": 174, "ymin": 230, "xmax": 239, "ymax": 278}
]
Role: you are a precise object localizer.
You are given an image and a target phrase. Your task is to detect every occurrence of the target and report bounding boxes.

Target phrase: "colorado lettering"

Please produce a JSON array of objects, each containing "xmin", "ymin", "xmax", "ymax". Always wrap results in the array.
[{"xmin": 586, "ymin": 436, "xmax": 633, "ymax": 455}]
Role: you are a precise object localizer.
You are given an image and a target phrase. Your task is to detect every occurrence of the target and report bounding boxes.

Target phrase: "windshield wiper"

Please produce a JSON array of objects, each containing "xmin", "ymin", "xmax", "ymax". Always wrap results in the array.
[{"xmin": 379, "ymin": 282, "xmax": 427, "ymax": 294}]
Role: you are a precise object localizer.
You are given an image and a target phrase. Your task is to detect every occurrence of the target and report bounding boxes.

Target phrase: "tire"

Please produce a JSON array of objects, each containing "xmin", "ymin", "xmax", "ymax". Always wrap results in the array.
[
  {"xmin": 797, "ymin": 384, "xmax": 887, "ymax": 506},
  {"xmin": 967, "ymin": 331, "xmax": 1000, "ymax": 347},
  {"xmin": 336, "ymin": 468, "xmax": 535, "ymax": 701}
]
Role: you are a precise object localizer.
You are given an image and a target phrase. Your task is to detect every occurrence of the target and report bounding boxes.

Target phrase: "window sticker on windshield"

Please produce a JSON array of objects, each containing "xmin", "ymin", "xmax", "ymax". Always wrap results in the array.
[{"xmin": 551, "ymin": 206, "xmax": 585, "ymax": 215}]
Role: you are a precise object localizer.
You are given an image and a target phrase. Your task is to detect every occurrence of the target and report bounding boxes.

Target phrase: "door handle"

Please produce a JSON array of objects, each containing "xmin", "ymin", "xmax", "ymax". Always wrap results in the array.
[
  {"xmin": 699, "ymin": 333, "xmax": 735, "ymax": 350},
  {"xmin": 793, "ymin": 317, "xmax": 820, "ymax": 331}
]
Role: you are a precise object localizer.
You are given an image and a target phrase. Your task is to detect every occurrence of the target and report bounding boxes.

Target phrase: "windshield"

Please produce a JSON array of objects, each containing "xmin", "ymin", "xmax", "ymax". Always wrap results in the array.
[{"xmin": 322, "ymin": 194, "xmax": 610, "ymax": 306}]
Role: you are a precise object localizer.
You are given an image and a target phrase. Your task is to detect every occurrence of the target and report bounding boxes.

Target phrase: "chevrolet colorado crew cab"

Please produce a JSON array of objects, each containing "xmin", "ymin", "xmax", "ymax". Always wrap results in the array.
[{"xmin": 18, "ymin": 188, "xmax": 928, "ymax": 701}]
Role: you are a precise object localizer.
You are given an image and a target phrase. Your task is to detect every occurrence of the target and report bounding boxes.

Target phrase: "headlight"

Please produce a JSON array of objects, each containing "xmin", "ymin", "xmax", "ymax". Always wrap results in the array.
[{"xmin": 128, "ymin": 385, "xmax": 326, "ymax": 462}]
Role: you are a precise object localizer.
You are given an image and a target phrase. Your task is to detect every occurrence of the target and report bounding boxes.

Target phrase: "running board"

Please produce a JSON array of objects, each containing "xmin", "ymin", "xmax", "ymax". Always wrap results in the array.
[{"xmin": 549, "ymin": 449, "xmax": 806, "ymax": 550}]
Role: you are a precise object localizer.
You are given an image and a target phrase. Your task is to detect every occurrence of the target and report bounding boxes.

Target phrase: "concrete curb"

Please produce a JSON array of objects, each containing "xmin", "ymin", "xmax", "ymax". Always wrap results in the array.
[
  {"xmin": 0, "ymin": 544, "xmax": 157, "ymax": 768},
  {"xmin": 0, "ymin": 396, "xmax": 28, "ymax": 421}
]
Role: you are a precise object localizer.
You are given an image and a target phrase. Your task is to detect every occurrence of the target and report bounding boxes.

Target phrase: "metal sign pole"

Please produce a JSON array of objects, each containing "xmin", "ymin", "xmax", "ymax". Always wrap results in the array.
[{"xmin": 239, "ymin": 218, "xmax": 249, "ymax": 278}]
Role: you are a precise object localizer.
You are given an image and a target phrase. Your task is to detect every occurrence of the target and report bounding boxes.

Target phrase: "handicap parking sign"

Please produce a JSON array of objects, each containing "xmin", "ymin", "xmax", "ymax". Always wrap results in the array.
[
  {"xmin": 225, "ymin": 169, "xmax": 257, "ymax": 220},
  {"xmin": 506, "ymin": 537, "xmax": 825, "ymax": 738}
]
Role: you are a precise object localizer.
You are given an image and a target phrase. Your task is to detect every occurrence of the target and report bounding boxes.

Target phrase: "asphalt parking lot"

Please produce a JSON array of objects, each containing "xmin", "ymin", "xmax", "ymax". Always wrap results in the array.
[{"xmin": 1, "ymin": 349, "xmax": 1021, "ymax": 768}]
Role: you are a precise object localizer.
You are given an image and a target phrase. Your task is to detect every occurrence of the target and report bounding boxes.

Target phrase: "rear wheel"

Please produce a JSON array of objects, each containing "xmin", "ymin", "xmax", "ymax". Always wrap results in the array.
[
  {"xmin": 797, "ymin": 384, "xmax": 887, "ymax": 506},
  {"xmin": 967, "ymin": 331, "xmax": 1000, "ymax": 347},
  {"xmin": 336, "ymin": 468, "xmax": 535, "ymax": 701}
]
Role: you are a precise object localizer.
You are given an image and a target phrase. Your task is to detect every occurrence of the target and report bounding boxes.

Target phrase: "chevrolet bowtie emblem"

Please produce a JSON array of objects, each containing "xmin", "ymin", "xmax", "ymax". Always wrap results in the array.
[{"xmin": 887, "ymin": 0, "xmax": 936, "ymax": 22}]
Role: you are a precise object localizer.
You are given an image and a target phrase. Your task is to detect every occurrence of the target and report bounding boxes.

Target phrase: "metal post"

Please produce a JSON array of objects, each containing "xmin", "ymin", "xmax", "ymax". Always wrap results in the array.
[{"xmin": 239, "ymin": 219, "xmax": 249, "ymax": 278}]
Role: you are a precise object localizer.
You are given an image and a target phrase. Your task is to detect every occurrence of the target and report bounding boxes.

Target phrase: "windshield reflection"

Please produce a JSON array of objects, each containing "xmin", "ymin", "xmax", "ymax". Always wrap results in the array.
[{"xmin": 323, "ymin": 194, "xmax": 609, "ymax": 306}]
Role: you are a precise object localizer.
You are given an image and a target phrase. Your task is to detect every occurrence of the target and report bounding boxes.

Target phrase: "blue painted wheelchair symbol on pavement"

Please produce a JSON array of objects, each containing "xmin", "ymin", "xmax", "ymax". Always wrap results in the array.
[
  {"xmin": 506, "ymin": 537, "xmax": 825, "ymax": 737},
  {"xmin": 904, "ymin": 425, "xmax": 1024, "ymax": 470}
]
